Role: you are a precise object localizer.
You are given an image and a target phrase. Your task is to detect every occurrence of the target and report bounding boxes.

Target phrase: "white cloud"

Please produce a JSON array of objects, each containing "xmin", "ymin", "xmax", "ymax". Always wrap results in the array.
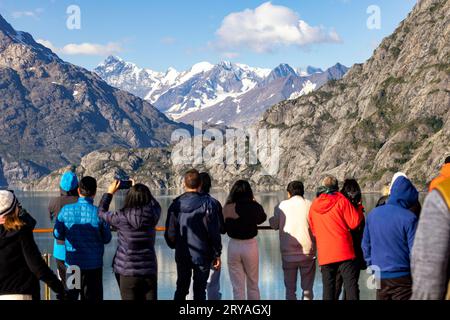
[
  {"xmin": 12, "ymin": 8, "xmax": 44, "ymax": 19},
  {"xmin": 161, "ymin": 37, "xmax": 176, "ymax": 45},
  {"xmin": 36, "ymin": 39, "xmax": 123, "ymax": 56},
  {"xmin": 214, "ymin": 2, "xmax": 341, "ymax": 53},
  {"xmin": 60, "ymin": 43, "xmax": 122, "ymax": 56}
]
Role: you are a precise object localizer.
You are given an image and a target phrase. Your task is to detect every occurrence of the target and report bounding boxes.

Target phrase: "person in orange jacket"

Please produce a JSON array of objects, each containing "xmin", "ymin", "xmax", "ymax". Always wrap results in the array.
[
  {"xmin": 429, "ymin": 156, "xmax": 450, "ymax": 192},
  {"xmin": 308, "ymin": 175, "xmax": 364, "ymax": 300}
]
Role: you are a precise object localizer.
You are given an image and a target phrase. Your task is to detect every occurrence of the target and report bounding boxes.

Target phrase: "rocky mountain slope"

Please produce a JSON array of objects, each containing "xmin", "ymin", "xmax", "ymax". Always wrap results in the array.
[
  {"xmin": 95, "ymin": 57, "xmax": 348, "ymax": 128},
  {"xmin": 258, "ymin": 0, "xmax": 450, "ymax": 191},
  {"xmin": 0, "ymin": 14, "xmax": 187, "ymax": 188},
  {"xmin": 27, "ymin": 0, "xmax": 449, "ymax": 192},
  {"xmin": 26, "ymin": 147, "xmax": 273, "ymax": 192}
]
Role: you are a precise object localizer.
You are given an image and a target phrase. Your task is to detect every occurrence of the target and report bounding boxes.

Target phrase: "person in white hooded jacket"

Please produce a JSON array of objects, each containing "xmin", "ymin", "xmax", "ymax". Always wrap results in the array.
[{"xmin": 269, "ymin": 181, "xmax": 316, "ymax": 300}]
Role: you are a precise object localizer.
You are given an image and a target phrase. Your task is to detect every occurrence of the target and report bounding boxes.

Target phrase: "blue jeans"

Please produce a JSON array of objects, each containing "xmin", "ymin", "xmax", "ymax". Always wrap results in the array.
[{"xmin": 207, "ymin": 267, "xmax": 222, "ymax": 300}]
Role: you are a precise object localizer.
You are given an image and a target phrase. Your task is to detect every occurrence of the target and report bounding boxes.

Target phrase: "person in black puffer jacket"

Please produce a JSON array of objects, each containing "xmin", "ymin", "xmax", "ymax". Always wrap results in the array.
[
  {"xmin": 0, "ymin": 190, "xmax": 65, "ymax": 300},
  {"xmin": 98, "ymin": 180, "xmax": 161, "ymax": 300}
]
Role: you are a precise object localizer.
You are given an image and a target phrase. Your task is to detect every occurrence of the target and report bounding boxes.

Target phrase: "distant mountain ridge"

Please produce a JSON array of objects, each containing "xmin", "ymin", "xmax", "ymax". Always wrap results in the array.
[
  {"xmin": 0, "ymin": 14, "xmax": 187, "ymax": 188},
  {"xmin": 95, "ymin": 57, "xmax": 348, "ymax": 127}
]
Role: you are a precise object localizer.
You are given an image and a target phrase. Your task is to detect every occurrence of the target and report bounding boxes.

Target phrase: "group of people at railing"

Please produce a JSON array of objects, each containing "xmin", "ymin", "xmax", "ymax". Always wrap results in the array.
[{"xmin": 0, "ymin": 156, "xmax": 449, "ymax": 301}]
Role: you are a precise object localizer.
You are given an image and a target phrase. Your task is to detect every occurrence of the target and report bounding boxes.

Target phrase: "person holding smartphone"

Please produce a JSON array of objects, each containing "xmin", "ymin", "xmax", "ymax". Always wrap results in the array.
[{"xmin": 98, "ymin": 179, "xmax": 162, "ymax": 300}]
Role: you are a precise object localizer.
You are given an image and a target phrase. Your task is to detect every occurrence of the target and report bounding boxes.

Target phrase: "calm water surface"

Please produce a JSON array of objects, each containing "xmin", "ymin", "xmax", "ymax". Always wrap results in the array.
[{"xmin": 14, "ymin": 190, "xmax": 412, "ymax": 300}]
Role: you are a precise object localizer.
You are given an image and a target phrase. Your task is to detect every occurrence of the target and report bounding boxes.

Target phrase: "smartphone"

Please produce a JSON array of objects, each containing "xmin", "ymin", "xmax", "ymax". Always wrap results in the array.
[{"xmin": 118, "ymin": 180, "xmax": 133, "ymax": 190}]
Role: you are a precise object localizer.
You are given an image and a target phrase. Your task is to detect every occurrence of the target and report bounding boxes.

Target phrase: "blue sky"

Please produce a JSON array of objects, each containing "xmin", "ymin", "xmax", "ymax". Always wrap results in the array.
[{"xmin": 0, "ymin": 0, "xmax": 417, "ymax": 72}]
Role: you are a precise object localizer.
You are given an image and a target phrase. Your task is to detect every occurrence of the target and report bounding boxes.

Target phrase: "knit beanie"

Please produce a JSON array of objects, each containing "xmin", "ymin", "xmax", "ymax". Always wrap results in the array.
[
  {"xmin": 0, "ymin": 190, "xmax": 18, "ymax": 218},
  {"xmin": 60, "ymin": 171, "xmax": 79, "ymax": 192}
]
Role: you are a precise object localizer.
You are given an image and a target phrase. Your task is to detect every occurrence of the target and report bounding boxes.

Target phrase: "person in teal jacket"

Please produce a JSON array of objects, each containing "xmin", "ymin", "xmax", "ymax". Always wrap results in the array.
[{"xmin": 49, "ymin": 171, "xmax": 79, "ymax": 289}]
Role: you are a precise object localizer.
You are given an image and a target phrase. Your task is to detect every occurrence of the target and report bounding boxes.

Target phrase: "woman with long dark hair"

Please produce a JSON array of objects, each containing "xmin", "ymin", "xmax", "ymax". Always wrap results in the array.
[
  {"xmin": 335, "ymin": 179, "xmax": 367, "ymax": 300},
  {"xmin": 98, "ymin": 180, "xmax": 161, "ymax": 300},
  {"xmin": 223, "ymin": 180, "xmax": 267, "ymax": 300}
]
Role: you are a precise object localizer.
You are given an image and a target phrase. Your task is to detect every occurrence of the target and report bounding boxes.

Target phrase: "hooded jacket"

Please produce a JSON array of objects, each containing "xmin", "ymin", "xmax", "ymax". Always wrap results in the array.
[
  {"xmin": 308, "ymin": 192, "xmax": 364, "ymax": 266},
  {"xmin": 429, "ymin": 163, "xmax": 450, "ymax": 192},
  {"xmin": 48, "ymin": 190, "xmax": 79, "ymax": 261},
  {"xmin": 204, "ymin": 193, "xmax": 225, "ymax": 235},
  {"xmin": 362, "ymin": 176, "xmax": 419, "ymax": 279},
  {"xmin": 98, "ymin": 193, "xmax": 161, "ymax": 277},
  {"xmin": 165, "ymin": 192, "xmax": 222, "ymax": 266},
  {"xmin": 0, "ymin": 209, "xmax": 64, "ymax": 297},
  {"xmin": 412, "ymin": 184, "xmax": 450, "ymax": 300}
]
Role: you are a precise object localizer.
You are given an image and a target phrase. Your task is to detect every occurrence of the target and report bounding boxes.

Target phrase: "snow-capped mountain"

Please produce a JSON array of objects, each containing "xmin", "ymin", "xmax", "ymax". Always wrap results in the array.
[
  {"xmin": 178, "ymin": 63, "xmax": 348, "ymax": 128},
  {"xmin": 95, "ymin": 58, "xmax": 271, "ymax": 117},
  {"xmin": 95, "ymin": 57, "xmax": 348, "ymax": 127},
  {"xmin": 94, "ymin": 55, "xmax": 178, "ymax": 102},
  {"xmin": 262, "ymin": 63, "xmax": 298, "ymax": 84},
  {"xmin": 151, "ymin": 61, "xmax": 272, "ymax": 119}
]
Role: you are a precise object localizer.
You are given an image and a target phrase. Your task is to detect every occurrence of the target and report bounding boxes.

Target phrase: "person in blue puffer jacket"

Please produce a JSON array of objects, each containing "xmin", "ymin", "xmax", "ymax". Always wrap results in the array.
[
  {"xmin": 98, "ymin": 180, "xmax": 161, "ymax": 300},
  {"xmin": 54, "ymin": 176, "xmax": 112, "ymax": 301},
  {"xmin": 362, "ymin": 173, "xmax": 419, "ymax": 300}
]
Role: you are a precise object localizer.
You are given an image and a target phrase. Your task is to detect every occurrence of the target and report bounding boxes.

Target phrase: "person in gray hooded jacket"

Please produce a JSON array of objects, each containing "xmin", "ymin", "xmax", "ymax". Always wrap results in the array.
[{"xmin": 411, "ymin": 179, "xmax": 450, "ymax": 300}]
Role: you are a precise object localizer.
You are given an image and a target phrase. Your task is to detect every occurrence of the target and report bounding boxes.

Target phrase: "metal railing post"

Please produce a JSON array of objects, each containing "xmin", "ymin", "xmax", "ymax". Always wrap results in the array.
[{"xmin": 42, "ymin": 253, "xmax": 52, "ymax": 300}]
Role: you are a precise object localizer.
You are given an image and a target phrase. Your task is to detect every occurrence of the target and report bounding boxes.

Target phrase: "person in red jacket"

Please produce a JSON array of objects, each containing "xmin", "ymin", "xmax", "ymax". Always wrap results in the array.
[{"xmin": 308, "ymin": 175, "xmax": 364, "ymax": 300}]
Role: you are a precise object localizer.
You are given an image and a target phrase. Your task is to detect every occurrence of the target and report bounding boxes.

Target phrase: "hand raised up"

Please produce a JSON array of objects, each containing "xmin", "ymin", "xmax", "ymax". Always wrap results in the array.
[{"xmin": 107, "ymin": 180, "xmax": 121, "ymax": 195}]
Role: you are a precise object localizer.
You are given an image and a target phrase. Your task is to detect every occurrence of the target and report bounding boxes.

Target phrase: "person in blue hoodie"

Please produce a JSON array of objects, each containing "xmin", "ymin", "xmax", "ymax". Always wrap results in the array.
[
  {"xmin": 165, "ymin": 169, "xmax": 222, "ymax": 301},
  {"xmin": 48, "ymin": 171, "xmax": 79, "ymax": 289},
  {"xmin": 362, "ymin": 173, "xmax": 419, "ymax": 300},
  {"xmin": 54, "ymin": 176, "xmax": 112, "ymax": 301}
]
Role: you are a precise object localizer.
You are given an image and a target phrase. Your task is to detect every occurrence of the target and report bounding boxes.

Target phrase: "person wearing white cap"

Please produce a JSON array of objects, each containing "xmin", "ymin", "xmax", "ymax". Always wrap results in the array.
[{"xmin": 0, "ymin": 190, "xmax": 65, "ymax": 300}]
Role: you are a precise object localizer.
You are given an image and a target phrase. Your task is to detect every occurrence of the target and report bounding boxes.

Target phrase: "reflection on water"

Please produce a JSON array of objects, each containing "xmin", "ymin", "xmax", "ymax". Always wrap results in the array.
[{"xmin": 15, "ymin": 189, "xmax": 403, "ymax": 300}]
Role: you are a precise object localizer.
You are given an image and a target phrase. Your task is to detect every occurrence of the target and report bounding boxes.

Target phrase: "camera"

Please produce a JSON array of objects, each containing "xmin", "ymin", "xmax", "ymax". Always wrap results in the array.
[{"xmin": 114, "ymin": 173, "xmax": 133, "ymax": 190}]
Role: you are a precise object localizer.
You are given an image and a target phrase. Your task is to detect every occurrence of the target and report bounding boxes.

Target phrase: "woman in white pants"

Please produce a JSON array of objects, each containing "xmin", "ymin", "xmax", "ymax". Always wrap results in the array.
[{"xmin": 223, "ymin": 180, "xmax": 267, "ymax": 300}]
